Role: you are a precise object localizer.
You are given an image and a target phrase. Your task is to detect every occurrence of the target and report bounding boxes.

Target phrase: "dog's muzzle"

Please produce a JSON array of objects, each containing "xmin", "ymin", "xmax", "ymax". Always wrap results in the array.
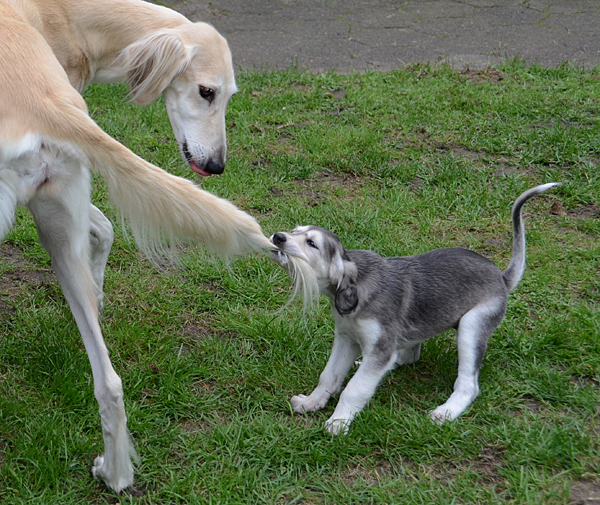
[{"xmin": 182, "ymin": 142, "xmax": 225, "ymax": 176}]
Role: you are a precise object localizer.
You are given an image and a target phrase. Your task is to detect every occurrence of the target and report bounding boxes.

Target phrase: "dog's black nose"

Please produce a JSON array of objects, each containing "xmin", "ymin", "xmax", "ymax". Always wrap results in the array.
[
  {"xmin": 272, "ymin": 233, "xmax": 287, "ymax": 247},
  {"xmin": 205, "ymin": 159, "xmax": 225, "ymax": 175}
]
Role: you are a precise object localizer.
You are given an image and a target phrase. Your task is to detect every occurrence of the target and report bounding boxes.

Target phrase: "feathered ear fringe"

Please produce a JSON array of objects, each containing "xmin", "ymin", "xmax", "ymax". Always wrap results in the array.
[
  {"xmin": 275, "ymin": 252, "xmax": 320, "ymax": 312},
  {"xmin": 116, "ymin": 31, "xmax": 190, "ymax": 105}
]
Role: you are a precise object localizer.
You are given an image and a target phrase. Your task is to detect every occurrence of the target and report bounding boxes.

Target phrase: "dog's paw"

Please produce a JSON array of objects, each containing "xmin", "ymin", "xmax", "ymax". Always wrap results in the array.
[
  {"xmin": 291, "ymin": 394, "xmax": 327, "ymax": 413},
  {"xmin": 92, "ymin": 455, "xmax": 134, "ymax": 493},
  {"xmin": 325, "ymin": 417, "xmax": 350, "ymax": 435}
]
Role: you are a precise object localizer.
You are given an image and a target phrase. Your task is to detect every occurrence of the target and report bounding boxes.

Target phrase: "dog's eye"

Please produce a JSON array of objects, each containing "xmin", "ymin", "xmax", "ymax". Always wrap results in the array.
[
  {"xmin": 307, "ymin": 239, "xmax": 318, "ymax": 249},
  {"xmin": 199, "ymin": 86, "xmax": 215, "ymax": 103}
]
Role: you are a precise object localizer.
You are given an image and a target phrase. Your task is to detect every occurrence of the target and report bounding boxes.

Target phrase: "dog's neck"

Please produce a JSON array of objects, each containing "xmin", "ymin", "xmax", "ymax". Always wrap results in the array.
[{"xmin": 11, "ymin": 0, "xmax": 188, "ymax": 92}]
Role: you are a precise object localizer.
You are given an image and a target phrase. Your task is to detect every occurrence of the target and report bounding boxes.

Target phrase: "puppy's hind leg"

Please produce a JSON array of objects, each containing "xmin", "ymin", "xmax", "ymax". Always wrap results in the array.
[
  {"xmin": 430, "ymin": 298, "xmax": 505, "ymax": 424},
  {"xmin": 291, "ymin": 331, "xmax": 360, "ymax": 415},
  {"xmin": 395, "ymin": 343, "xmax": 421, "ymax": 367}
]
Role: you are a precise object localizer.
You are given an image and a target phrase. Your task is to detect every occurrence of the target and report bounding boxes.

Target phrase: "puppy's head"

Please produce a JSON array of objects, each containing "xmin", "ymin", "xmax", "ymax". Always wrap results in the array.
[{"xmin": 270, "ymin": 226, "xmax": 358, "ymax": 315}]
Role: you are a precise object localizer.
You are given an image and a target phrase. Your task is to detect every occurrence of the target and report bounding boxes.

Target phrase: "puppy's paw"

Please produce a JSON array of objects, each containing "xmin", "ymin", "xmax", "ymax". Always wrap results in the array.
[
  {"xmin": 291, "ymin": 394, "xmax": 327, "ymax": 413},
  {"xmin": 429, "ymin": 407, "xmax": 455, "ymax": 425},
  {"xmin": 325, "ymin": 417, "xmax": 350, "ymax": 435}
]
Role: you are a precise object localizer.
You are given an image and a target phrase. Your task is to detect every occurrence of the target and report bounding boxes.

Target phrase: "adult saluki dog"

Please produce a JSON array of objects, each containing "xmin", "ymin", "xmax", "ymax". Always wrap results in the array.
[{"xmin": 0, "ymin": 0, "xmax": 276, "ymax": 492}]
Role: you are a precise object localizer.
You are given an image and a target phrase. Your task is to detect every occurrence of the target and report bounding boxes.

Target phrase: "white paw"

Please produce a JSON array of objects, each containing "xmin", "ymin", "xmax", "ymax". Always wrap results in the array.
[
  {"xmin": 429, "ymin": 406, "xmax": 456, "ymax": 425},
  {"xmin": 325, "ymin": 417, "xmax": 350, "ymax": 435},
  {"xmin": 92, "ymin": 455, "xmax": 134, "ymax": 493},
  {"xmin": 92, "ymin": 455, "xmax": 105, "ymax": 478},
  {"xmin": 291, "ymin": 394, "xmax": 327, "ymax": 413}
]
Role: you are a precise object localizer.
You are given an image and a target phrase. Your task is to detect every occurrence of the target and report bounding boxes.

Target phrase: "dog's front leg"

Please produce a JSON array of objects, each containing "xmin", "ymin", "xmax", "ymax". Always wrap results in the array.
[
  {"xmin": 291, "ymin": 332, "xmax": 360, "ymax": 415},
  {"xmin": 325, "ymin": 352, "xmax": 397, "ymax": 435}
]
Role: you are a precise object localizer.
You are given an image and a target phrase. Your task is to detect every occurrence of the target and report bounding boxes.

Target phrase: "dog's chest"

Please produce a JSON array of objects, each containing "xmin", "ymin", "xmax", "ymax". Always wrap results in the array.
[{"xmin": 333, "ymin": 310, "xmax": 382, "ymax": 354}]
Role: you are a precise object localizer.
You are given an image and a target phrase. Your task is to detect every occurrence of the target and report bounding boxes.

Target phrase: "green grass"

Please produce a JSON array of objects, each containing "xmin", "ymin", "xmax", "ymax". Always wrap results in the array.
[{"xmin": 1, "ymin": 61, "xmax": 599, "ymax": 504}]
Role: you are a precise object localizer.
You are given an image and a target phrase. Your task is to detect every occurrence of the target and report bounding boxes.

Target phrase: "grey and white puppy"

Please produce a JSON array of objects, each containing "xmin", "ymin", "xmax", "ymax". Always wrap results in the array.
[{"xmin": 270, "ymin": 183, "xmax": 559, "ymax": 434}]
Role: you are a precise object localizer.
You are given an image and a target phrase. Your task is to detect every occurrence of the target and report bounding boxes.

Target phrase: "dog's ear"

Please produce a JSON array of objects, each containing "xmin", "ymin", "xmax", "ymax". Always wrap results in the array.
[
  {"xmin": 333, "ymin": 257, "xmax": 359, "ymax": 315},
  {"xmin": 118, "ymin": 32, "xmax": 190, "ymax": 105}
]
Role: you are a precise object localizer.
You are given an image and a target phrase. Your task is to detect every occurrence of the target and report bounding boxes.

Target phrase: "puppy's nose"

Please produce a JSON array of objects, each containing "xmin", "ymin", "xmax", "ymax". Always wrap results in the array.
[{"xmin": 272, "ymin": 233, "xmax": 287, "ymax": 247}]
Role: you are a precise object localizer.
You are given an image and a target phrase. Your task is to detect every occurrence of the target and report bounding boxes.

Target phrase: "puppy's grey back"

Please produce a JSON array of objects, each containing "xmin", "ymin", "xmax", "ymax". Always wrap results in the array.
[{"xmin": 347, "ymin": 248, "xmax": 508, "ymax": 343}]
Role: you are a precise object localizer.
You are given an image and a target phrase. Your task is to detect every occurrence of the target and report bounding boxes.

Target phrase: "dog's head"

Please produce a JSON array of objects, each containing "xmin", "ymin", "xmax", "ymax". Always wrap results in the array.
[
  {"xmin": 270, "ymin": 226, "xmax": 359, "ymax": 315},
  {"xmin": 118, "ymin": 22, "xmax": 237, "ymax": 176}
]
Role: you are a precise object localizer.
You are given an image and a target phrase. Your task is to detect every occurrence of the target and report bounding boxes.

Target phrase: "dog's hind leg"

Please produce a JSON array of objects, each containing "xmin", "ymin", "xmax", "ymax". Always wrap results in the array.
[
  {"xmin": 291, "ymin": 331, "xmax": 360, "ymax": 415},
  {"xmin": 430, "ymin": 298, "xmax": 505, "ymax": 424},
  {"xmin": 89, "ymin": 204, "xmax": 114, "ymax": 311},
  {"xmin": 0, "ymin": 176, "xmax": 18, "ymax": 242},
  {"xmin": 27, "ymin": 158, "xmax": 134, "ymax": 493}
]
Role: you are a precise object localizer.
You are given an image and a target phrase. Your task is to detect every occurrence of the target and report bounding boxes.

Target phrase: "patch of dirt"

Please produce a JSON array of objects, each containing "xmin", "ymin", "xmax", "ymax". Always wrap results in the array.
[
  {"xmin": 507, "ymin": 395, "xmax": 544, "ymax": 417},
  {"xmin": 326, "ymin": 89, "xmax": 346, "ymax": 100},
  {"xmin": 570, "ymin": 203, "xmax": 600, "ymax": 220},
  {"xmin": 570, "ymin": 479, "xmax": 600, "ymax": 505},
  {"xmin": 177, "ymin": 318, "xmax": 237, "ymax": 355},
  {"xmin": 287, "ymin": 171, "xmax": 362, "ymax": 207},
  {"xmin": 550, "ymin": 201, "xmax": 600, "ymax": 220},
  {"xmin": 470, "ymin": 446, "xmax": 506, "ymax": 484},
  {"xmin": 294, "ymin": 171, "xmax": 360, "ymax": 189},
  {"xmin": 550, "ymin": 200, "xmax": 569, "ymax": 217},
  {"xmin": 0, "ymin": 243, "xmax": 52, "ymax": 286},
  {"xmin": 461, "ymin": 66, "xmax": 508, "ymax": 83},
  {"xmin": 313, "ymin": 170, "xmax": 358, "ymax": 187},
  {"xmin": 178, "ymin": 416, "xmax": 214, "ymax": 435},
  {"xmin": 124, "ymin": 484, "xmax": 149, "ymax": 499},
  {"xmin": 292, "ymin": 84, "xmax": 312, "ymax": 92},
  {"xmin": 341, "ymin": 459, "xmax": 396, "ymax": 486},
  {"xmin": 399, "ymin": 453, "xmax": 506, "ymax": 490},
  {"xmin": 0, "ymin": 243, "xmax": 54, "ymax": 320},
  {"xmin": 450, "ymin": 146, "xmax": 491, "ymax": 161},
  {"xmin": 191, "ymin": 379, "xmax": 218, "ymax": 395},
  {"xmin": 182, "ymin": 320, "xmax": 213, "ymax": 340}
]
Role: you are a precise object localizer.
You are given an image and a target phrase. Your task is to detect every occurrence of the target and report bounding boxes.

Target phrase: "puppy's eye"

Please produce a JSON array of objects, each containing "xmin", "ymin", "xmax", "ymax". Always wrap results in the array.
[
  {"xmin": 199, "ymin": 86, "xmax": 215, "ymax": 103},
  {"xmin": 307, "ymin": 239, "xmax": 318, "ymax": 249}
]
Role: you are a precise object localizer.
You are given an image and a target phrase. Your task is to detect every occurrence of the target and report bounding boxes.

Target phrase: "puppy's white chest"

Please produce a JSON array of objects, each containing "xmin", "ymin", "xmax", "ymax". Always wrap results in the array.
[{"xmin": 333, "ymin": 312, "xmax": 382, "ymax": 354}]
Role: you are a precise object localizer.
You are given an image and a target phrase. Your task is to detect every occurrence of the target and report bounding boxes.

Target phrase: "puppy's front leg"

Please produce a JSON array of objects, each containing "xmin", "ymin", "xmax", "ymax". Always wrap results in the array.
[
  {"xmin": 325, "ymin": 352, "xmax": 397, "ymax": 435},
  {"xmin": 291, "ymin": 332, "xmax": 359, "ymax": 414}
]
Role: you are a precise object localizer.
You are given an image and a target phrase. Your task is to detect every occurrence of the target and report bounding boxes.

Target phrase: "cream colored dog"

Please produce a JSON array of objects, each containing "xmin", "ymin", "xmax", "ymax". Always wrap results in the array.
[{"xmin": 0, "ymin": 0, "xmax": 275, "ymax": 492}]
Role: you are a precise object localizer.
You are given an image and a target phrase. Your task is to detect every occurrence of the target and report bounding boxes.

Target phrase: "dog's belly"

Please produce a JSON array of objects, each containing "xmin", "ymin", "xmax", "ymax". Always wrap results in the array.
[{"xmin": 1, "ymin": 137, "xmax": 87, "ymax": 207}]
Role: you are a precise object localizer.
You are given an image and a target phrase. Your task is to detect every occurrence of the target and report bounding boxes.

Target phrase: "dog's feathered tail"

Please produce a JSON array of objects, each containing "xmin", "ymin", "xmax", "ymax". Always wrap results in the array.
[
  {"xmin": 286, "ymin": 254, "xmax": 320, "ymax": 311},
  {"xmin": 44, "ymin": 103, "xmax": 276, "ymax": 262},
  {"xmin": 271, "ymin": 251, "xmax": 320, "ymax": 312},
  {"xmin": 502, "ymin": 182, "xmax": 560, "ymax": 292}
]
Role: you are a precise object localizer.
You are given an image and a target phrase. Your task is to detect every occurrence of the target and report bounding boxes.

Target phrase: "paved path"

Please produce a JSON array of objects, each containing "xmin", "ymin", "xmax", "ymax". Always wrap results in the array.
[{"xmin": 162, "ymin": 0, "xmax": 600, "ymax": 71}]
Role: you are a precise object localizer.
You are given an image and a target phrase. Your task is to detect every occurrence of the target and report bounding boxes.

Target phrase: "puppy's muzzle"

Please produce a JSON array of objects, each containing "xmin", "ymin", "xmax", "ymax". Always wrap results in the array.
[
  {"xmin": 272, "ymin": 232, "xmax": 287, "ymax": 248},
  {"xmin": 269, "ymin": 233, "xmax": 289, "ymax": 266}
]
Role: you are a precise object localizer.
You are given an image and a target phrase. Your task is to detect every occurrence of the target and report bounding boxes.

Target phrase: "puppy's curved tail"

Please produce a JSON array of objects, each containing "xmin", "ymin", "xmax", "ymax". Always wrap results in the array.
[{"xmin": 502, "ymin": 182, "xmax": 560, "ymax": 292}]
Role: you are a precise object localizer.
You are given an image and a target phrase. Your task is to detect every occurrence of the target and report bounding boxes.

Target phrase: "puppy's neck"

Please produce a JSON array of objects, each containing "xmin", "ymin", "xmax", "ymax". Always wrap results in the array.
[{"xmin": 319, "ymin": 282, "xmax": 337, "ymax": 300}]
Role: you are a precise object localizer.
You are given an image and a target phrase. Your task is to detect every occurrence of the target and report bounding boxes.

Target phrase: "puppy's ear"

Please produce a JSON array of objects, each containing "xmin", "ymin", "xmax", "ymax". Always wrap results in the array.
[
  {"xmin": 334, "ymin": 258, "xmax": 358, "ymax": 315},
  {"xmin": 117, "ymin": 32, "xmax": 190, "ymax": 105}
]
